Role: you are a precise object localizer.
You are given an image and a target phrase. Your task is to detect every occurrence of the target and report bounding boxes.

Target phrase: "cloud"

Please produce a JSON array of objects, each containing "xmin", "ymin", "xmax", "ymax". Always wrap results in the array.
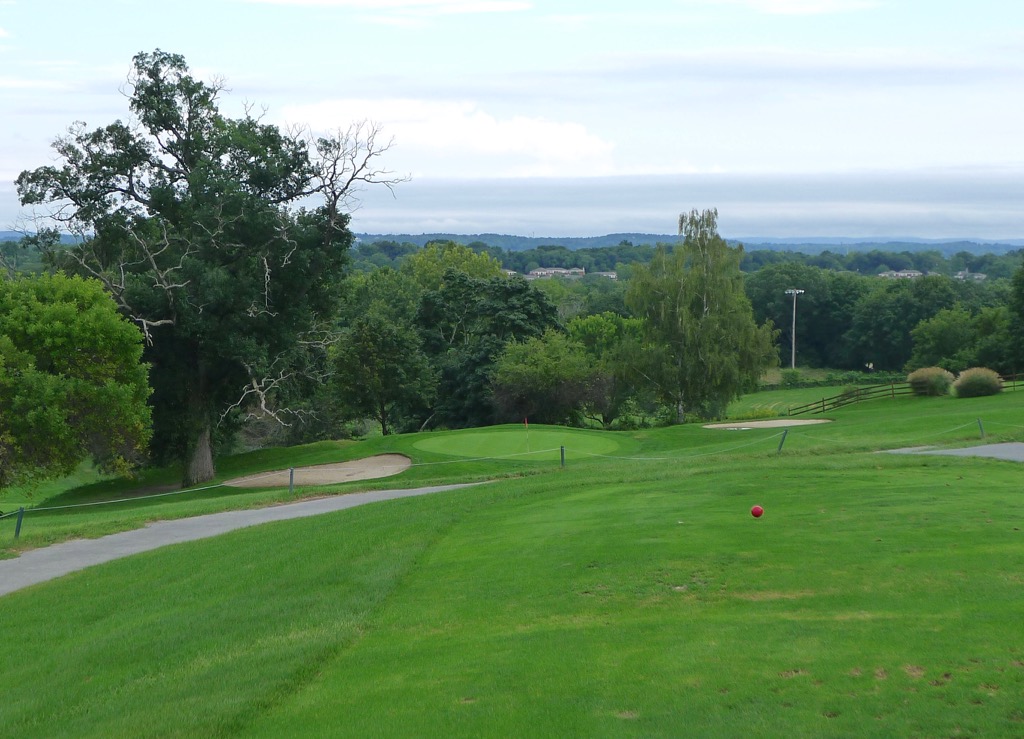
[
  {"xmin": 282, "ymin": 98, "xmax": 615, "ymax": 177},
  {"xmin": 0, "ymin": 26, "xmax": 9, "ymax": 38},
  {"xmin": 0, "ymin": 77, "xmax": 67, "ymax": 90},
  {"xmin": 684, "ymin": 0, "xmax": 879, "ymax": 15},
  {"xmin": 740, "ymin": 0, "xmax": 879, "ymax": 13},
  {"xmin": 347, "ymin": 170, "xmax": 1024, "ymax": 239},
  {"xmin": 240, "ymin": 0, "xmax": 532, "ymax": 12},
  {"xmin": 597, "ymin": 45, "xmax": 1023, "ymax": 90}
]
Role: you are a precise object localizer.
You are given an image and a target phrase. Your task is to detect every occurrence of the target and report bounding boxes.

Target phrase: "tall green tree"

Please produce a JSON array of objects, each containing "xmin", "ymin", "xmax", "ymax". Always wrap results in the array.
[
  {"xmin": 401, "ymin": 240, "xmax": 504, "ymax": 291},
  {"xmin": 417, "ymin": 270, "xmax": 557, "ymax": 427},
  {"xmin": 16, "ymin": 51, "xmax": 400, "ymax": 484},
  {"xmin": 906, "ymin": 303, "xmax": 1013, "ymax": 375},
  {"xmin": 567, "ymin": 312, "xmax": 648, "ymax": 428},
  {"xmin": 842, "ymin": 276, "xmax": 958, "ymax": 371},
  {"xmin": 626, "ymin": 209, "xmax": 777, "ymax": 422},
  {"xmin": 332, "ymin": 311, "xmax": 436, "ymax": 436},
  {"xmin": 1004, "ymin": 263, "xmax": 1024, "ymax": 372},
  {"xmin": 905, "ymin": 305, "xmax": 977, "ymax": 373},
  {"xmin": 330, "ymin": 268, "xmax": 435, "ymax": 435},
  {"xmin": 744, "ymin": 263, "xmax": 872, "ymax": 369},
  {"xmin": 0, "ymin": 274, "xmax": 151, "ymax": 488}
]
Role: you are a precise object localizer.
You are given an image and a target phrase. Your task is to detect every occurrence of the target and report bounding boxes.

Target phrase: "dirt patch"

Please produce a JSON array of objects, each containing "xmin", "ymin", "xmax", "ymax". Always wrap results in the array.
[
  {"xmin": 224, "ymin": 454, "xmax": 412, "ymax": 488},
  {"xmin": 734, "ymin": 590, "xmax": 815, "ymax": 601},
  {"xmin": 704, "ymin": 419, "xmax": 833, "ymax": 430}
]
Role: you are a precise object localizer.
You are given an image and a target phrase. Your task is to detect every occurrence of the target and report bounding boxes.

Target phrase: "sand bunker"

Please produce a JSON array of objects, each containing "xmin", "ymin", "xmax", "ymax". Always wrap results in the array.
[
  {"xmin": 224, "ymin": 454, "xmax": 412, "ymax": 488},
  {"xmin": 703, "ymin": 419, "xmax": 833, "ymax": 430}
]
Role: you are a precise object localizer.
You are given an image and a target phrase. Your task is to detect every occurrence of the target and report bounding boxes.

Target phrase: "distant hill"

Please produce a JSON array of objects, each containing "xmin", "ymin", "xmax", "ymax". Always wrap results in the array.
[
  {"xmin": 357, "ymin": 232, "xmax": 1024, "ymax": 255},
  {"xmin": 5, "ymin": 230, "xmax": 1022, "ymax": 257},
  {"xmin": 0, "ymin": 231, "xmax": 79, "ymax": 245},
  {"xmin": 354, "ymin": 232, "xmax": 678, "ymax": 251}
]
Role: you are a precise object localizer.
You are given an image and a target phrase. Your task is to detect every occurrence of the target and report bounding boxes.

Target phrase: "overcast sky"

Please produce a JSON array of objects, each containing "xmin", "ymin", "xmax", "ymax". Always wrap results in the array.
[{"xmin": 2, "ymin": 0, "xmax": 1023, "ymax": 239}]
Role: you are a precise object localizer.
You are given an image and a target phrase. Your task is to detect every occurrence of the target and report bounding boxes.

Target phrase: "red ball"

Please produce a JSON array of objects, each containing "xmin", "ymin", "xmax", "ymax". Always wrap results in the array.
[{"xmin": 751, "ymin": 505, "xmax": 764, "ymax": 518}]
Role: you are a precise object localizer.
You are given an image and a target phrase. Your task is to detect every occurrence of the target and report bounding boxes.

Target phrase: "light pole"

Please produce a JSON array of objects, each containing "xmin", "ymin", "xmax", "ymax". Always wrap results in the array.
[{"xmin": 784, "ymin": 288, "xmax": 804, "ymax": 369}]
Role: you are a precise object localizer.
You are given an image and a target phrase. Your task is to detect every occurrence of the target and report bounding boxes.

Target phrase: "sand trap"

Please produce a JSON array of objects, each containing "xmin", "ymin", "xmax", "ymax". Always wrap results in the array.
[
  {"xmin": 224, "ymin": 454, "xmax": 412, "ymax": 488},
  {"xmin": 703, "ymin": 419, "xmax": 833, "ymax": 430}
]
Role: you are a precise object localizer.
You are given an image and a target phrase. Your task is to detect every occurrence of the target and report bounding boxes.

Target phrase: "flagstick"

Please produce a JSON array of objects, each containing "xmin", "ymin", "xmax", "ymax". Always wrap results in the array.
[{"xmin": 525, "ymin": 417, "xmax": 530, "ymax": 453}]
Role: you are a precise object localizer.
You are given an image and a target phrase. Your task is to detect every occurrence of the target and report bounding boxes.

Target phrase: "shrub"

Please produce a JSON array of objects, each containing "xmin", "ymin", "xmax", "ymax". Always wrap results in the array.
[
  {"xmin": 780, "ymin": 369, "xmax": 802, "ymax": 388},
  {"xmin": 907, "ymin": 367, "xmax": 954, "ymax": 397},
  {"xmin": 838, "ymin": 386, "xmax": 861, "ymax": 401},
  {"xmin": 952, "ymin": 367, "xmax": 1003, "ymax": 398},
  {"xmin": 730, "ymin": 406, "xmax": 782, "ymax": 421},
  {"xmin": 823, "ymin": 370, "xmax": 905, "ymax": 386}
]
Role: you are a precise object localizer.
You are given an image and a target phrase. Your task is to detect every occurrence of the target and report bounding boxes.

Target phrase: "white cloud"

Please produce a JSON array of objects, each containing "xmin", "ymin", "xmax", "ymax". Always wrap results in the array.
[
  {"xmin": 240, "ymin": 0, "xmax": 531, "ymax": 12},
  {"xmin": 730, "ymin": 0, "xmax": 879, "ymax": 14},
  {"xmin": 0, "ymin": 76, "xmax": 67, "ymax": 90},
  {"xmin": 282, "ymin": 99, "xmax": 615, "ymax": 177},
  {"xmin": 0, "ymin": 26, "xmax": 9, "ymax": 38}
]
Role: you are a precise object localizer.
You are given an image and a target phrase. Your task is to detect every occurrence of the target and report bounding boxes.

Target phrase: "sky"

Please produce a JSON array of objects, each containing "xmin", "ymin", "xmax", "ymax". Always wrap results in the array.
[{"xmin": 2, "ymin": 0, "xmax": 1023, "ymax": 239}]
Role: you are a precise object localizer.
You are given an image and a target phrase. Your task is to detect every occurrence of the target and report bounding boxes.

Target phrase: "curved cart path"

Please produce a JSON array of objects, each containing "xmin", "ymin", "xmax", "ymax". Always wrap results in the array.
[
  {"xmin": 886, "ymin": 442, "xmax": 1024, "ymax": 462},
  {"xmin": 0, "ymin": 483, "xmax": 482, "ymax": 598}
]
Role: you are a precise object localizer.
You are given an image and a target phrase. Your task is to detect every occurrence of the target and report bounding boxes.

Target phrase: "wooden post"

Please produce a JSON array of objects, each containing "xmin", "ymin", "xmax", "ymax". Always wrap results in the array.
[{"xmin": 776, "ymin": 429, "xmax": 789, "ymax": 455}]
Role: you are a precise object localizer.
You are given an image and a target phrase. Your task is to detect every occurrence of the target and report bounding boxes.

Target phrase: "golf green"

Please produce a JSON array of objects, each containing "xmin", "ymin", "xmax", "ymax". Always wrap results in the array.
[{"xmin": 413, "ymin": 426, "xmax": 622, "ymax": 460}]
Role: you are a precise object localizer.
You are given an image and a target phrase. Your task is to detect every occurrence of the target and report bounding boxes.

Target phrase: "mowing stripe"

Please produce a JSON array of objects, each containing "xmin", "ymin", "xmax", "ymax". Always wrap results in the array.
[{"xmin": 0, "ymin": 482, "xmax": 484, "ymax": 598}]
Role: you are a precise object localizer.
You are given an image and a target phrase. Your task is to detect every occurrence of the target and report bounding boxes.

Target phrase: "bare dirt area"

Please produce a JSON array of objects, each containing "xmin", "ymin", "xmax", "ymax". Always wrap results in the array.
[
  {"xmin": 224, "ymin": 454, "xmax": 412, "ymax": 488},
  {"xmin": 703, "ymin": 419, "xmax": 833, "ymax": 430}
]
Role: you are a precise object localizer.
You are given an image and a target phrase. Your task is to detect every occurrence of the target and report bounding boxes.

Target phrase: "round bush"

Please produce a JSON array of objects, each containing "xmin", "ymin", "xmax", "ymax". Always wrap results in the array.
[
  {"xmin": 952, "ymin": 367, "xmax": 1003, "ymax": 398},
  {"xmin": 780, "ymin": 369, "xmax": 802, "ymax": 389},
  {"xmin": 907, "ymin": 367, "xmax": 954, "ymax": 397}
]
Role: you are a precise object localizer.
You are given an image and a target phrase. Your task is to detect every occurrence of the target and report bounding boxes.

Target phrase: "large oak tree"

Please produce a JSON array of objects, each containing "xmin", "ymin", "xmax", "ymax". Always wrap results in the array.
[{"xmin": 17, "ymin": 50, "xmax": 401, "ymax": 485}]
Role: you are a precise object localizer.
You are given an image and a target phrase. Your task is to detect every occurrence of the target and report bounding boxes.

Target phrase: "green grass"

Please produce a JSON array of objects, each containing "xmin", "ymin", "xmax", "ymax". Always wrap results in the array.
[
  {"xmin": 412, "ymin": 424, "xmax": 626, "ymax": 459},
  {"xmin": 0, "ymin": 459, "xmax": 113, "ymax": 511},
  {"xmin": 3, "ymin": 392, "xmax": 1024, "ymax": 735},
  {"xmin": 728, "ymin": 385, "xmax": 851, "ymax": 417}
]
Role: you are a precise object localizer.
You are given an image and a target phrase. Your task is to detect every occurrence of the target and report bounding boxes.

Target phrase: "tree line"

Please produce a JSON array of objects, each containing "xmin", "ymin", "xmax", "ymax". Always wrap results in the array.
[
  {"xmin": 351, "ymin": 237, "xmax": 1023, "ymax": 280},
  {"xmin": 353, "ymin": 239, "xmax": 1020, "ymax": 376}
]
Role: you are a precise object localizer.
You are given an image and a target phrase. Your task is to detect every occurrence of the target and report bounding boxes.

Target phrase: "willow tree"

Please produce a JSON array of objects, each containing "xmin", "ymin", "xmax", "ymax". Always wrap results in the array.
[
  {"xmin": 16, "ymin": 50, "xmax": 403, "ymax": 485},
  {"xmin": 626, "ymin": 209, "xmax": 777, "ymax": 422}
]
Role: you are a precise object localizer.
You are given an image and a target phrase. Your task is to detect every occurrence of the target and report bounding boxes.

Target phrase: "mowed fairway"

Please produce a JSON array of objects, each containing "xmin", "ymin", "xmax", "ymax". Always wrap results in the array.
[
  {"xmin": 413, "ymin": 424, "xmax": 625, "ymax": 459},
  {"xmin": 3, "ymin": 396, "xmax": 1024, "ymax": 736}
]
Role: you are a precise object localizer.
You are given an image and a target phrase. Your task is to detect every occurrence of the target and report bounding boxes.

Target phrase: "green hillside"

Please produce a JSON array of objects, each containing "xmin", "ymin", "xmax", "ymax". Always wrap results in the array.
[{"xmin": 2, "ymin": 393, "xmax": 1024, "ymax": 736}]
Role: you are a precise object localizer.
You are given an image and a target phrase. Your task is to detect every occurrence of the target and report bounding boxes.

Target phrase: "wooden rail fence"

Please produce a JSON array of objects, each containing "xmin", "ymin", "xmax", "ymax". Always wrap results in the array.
[{"xmin": 787, "ymin": 373, "xmax": 1023, "ymax": 416}]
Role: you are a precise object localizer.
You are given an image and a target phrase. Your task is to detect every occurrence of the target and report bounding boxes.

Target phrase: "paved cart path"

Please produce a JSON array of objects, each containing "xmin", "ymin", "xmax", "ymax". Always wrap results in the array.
[
  {"xmin": 0, "ymin": 483, "xmax": 482, "ymax": 598},
  {"xmin": 887, "ymin": 442, "xmax": 1024, "ymax": 462}
]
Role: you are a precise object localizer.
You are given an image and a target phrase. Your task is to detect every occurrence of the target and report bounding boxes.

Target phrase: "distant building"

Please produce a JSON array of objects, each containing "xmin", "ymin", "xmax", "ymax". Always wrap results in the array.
[
  {"xmin": 954, "ymin": 270, "xmax": 987, "ymax": 282},
  {"xmin": 526, "ymin": 267, "xmax": 586, "ymax": 280},
  {"xmin": 878, "ymin": 269, "xmax": 924, "ymax": 279},
  {"xmin": 594, "ymin": 271, "xmax": 618, "ymax": 280}
]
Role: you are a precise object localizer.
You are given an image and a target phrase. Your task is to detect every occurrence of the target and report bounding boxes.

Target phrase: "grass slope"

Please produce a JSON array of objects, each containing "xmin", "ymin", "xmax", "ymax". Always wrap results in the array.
[
  {"xmin": 412, "ymin": 424, "xmax": 625, "ymax": 459},
  {"xmin": 3, "ymin": 393, "xmax": 1024, "ymax": 735}
]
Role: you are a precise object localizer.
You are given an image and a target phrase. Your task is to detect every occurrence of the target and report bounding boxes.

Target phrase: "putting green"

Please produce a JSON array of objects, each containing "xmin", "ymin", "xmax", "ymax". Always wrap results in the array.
[{"xmin": 413, "ymin": 426, "xmax": 622, "ymax": 460}]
